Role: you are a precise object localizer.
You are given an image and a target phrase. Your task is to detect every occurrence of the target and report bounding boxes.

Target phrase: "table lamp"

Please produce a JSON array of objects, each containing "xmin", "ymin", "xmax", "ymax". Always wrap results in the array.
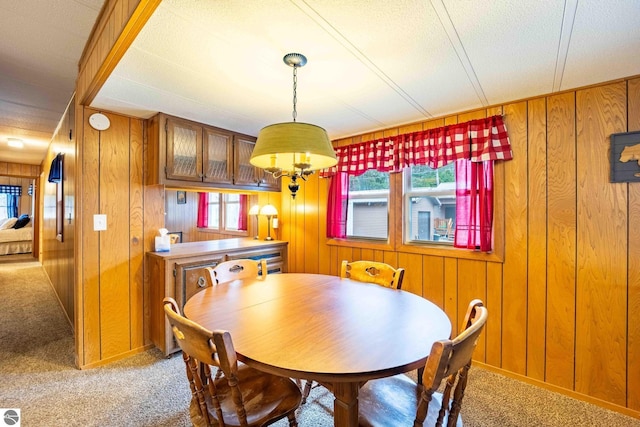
[
  {"xmin": 259, "ymin": 204, "xmax": 278, "ymax": 241},
  {"xmin": 248, "ymin": 204, "xmax": 260, "ymax": 239}
]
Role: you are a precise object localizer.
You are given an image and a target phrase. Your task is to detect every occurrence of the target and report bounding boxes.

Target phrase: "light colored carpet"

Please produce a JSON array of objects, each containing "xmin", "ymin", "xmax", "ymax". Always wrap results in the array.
[{"xmin": 1, "ymin": 260, "xmax": 639, "ymax": 426}]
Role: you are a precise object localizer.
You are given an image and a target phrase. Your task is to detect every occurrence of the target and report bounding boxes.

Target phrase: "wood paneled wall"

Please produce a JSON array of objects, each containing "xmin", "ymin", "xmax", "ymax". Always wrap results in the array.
[
  {"xmin": 74, "ymin": 107, "xmax": 147, "ymax": 367},
  {"xmin": 41, "ymin": 101, "xmax": 75, "ymax": 328},
  {"xmin": 281, "ymin": 77, "xmax": 640, "ymax": 416},
  {"xmin": 0, "ymin": 162, "xmax": 40, "ymax": 178}
]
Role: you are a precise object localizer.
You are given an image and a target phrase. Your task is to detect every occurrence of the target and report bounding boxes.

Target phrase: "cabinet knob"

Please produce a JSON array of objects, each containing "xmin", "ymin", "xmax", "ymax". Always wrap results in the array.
[{"xmin": 197, "ymin": 277, "xmax": 207, "ymax": 288}]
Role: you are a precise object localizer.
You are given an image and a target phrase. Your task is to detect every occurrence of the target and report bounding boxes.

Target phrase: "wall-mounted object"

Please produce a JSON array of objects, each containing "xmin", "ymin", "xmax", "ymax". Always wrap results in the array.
[
  {"xmin": 611, "ymin": 130, "xmax": 640, "ymax": 182},
  {"xmin": 89, "ymin": 112, "xmax": 110, "ymax": 131},
  {"xmin": 176, "ymin": 191, "xmax": 186, "ymax": 204}
]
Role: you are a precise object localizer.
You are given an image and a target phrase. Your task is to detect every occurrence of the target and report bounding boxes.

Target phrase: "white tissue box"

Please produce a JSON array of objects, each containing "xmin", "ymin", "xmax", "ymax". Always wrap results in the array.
[{"xmin": 155, "ymin": 235, "xmax": 170, "ymax": 252}]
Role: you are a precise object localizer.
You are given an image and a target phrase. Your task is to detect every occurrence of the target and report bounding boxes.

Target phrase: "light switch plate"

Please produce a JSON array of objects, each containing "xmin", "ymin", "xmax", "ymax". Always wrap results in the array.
[{"xmin": 94, "ymin": 214, "xmax": 107, "ymax": 231}]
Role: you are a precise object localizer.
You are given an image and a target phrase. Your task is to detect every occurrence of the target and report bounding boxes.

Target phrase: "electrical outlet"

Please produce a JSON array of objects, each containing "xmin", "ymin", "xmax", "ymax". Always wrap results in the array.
[{"xmin": 94, "ymin": 214, "xmax": 107, "ymax": 231}]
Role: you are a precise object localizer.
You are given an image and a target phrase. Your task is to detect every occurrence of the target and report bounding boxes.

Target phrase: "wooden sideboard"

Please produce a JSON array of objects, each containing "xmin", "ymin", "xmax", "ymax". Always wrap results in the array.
[{"xmin": 147, "ymin": 238, "xmax": 288, "ymax": 355}]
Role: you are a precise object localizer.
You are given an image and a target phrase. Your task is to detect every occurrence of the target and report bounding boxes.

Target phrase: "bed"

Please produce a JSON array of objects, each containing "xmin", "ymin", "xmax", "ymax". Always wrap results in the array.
[{"xmin": 0, "ymin": 225, "xmax": 33, "ymax": 255}]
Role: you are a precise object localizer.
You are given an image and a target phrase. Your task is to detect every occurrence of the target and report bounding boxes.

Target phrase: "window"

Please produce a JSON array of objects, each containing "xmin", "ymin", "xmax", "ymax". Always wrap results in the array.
[
  {"xmin": 205, "ymin": 193, "xmax": 242, "ymax": 232},
  {"xmin": 405, "ymin": 163, "xmax": 456, "ymax": 244},
  {"xmin": 224, "ymin": 194, "xmax": 241, "ymax": 231},
  {"xmin": 207, "ymin": 193, "xmax": 221, "ymax": 229},
  {"xmin": 346, "ymin": 170, "xmax": 389, "ymax": 239},
  {"xmin": 0, "ymin": 194, "xmax": 8, "ymax": 220}
]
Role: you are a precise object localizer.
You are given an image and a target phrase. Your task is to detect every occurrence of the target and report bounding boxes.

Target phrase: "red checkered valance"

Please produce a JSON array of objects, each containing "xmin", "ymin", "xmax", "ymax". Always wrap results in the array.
[{"xmin": 322, "ymin": 115, "xmax": 512, "ymax": 177}]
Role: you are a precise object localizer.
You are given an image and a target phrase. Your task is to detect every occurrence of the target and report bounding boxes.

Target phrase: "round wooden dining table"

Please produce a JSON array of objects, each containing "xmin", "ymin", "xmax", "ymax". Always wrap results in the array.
[{"xmin": 183, "ymin": 273, "xmax": 452, "ymax": 427}]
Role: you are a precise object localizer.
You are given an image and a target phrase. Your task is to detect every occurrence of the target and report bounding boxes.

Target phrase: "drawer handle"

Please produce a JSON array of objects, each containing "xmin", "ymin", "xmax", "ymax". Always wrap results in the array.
[
  {"xmin": 197, "ymin": 276, "xmax": 207, "ymax": 288},
  {"xmin": 229, "ymin": 264, "xmax": 244, "ymax": 273}
]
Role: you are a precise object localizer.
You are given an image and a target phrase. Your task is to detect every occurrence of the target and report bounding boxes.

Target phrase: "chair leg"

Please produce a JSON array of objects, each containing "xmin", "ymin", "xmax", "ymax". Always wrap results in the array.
[
  {"xmin": 301, "ymin": 380, "xmax": 314, "ymax": 404},
  {"xmin": 438, "ymin": 373, "xmax": 456, "ymax": 427},
  {"xmin": 185, "ymin": 354, "xmax": 212, "ymax": 426},
  {"xmin": 287, "ymin": 412, "xmax": 298, "ymax": 427},
  {"xmin": 447, "ymin": 365, "xmax": 470, "ymax": 427},
  {"xmin": 413, "ymin": 387, "xmax": 434, "ymax": 427}
]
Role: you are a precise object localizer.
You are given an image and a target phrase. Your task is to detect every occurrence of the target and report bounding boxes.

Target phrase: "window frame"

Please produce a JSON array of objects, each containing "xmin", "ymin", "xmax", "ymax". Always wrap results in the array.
[
  {"xmin": 327, "ymin": 163, "xmax": 505, "ymax": 263},
  {"xmin": 403, "ymin": 163, "xmax": 457, "ymax": 246},
  {"xmin": 199, "ymin": 192, "xmax": 248, "ymax": 237}
]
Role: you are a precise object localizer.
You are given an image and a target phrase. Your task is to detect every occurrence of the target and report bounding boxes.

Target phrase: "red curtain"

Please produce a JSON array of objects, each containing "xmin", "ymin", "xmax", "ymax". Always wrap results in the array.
[
  {"xmin": 326, "ymin": 172, "xmax": 349, "ymax": 238},
  {"xmin": 197, "ymin": 192, "xmax": 208, "ymax": 228},
  {"xmin": 322, "ymin": 115, "xmax": 511, "ymax": 177},
  {"xmin": 453, "ymin": 160, "xmax": 493, "ymax": 251},
  {"xmin": 238, "ymin": 194, "xmax": 248, "ymax": 231},
  {"xmin": 324, "ymin": 115, "xmax": 511, "ymax": 251}
]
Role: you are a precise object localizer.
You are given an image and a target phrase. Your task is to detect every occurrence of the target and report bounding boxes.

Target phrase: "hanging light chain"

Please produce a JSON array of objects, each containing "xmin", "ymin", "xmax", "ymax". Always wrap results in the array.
[{"xmin": 292, "ymin": 65, "xmax": 298, "ymax": 122}]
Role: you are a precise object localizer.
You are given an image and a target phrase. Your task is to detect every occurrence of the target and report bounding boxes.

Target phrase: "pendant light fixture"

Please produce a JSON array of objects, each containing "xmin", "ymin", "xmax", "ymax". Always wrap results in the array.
[{"xmin": 250, "ymin": 53, "xmax": 337, "ymax": 199}]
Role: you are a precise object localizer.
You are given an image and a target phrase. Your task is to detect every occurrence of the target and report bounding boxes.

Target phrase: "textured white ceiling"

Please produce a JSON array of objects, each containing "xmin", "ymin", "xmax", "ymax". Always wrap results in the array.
[
  {"xmin": 92, "ymin": 0, "xmax": 640, "ymax": 142},
  {"xmin": 2, "ymin": 0, "xmax": 640, "ymax": 166},
  {"xmin": 0, "ymin": 0, "xmax": 103, "ymax": 165}
]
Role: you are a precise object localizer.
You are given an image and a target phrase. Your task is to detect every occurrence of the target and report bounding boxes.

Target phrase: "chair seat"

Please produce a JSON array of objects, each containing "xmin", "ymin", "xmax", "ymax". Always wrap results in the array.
[
  {"xmin": 192, "ymin": 363, "xmax": 301, "ymax": 427},
  {"xmin": 358, "ymin": 374, "xmax": 463, "ymax": 427}
]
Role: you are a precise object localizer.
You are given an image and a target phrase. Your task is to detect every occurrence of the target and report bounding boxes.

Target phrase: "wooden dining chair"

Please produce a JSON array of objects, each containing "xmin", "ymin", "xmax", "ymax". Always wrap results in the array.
[
  {"xmin": 205, "ymin": 258, "xmax": 267, "ymax": 286},
  {"xmin": 163, "ymin": 297, "xmax": 302, "ymax": 427},
  {"xmin": 358, "ymin": 299, "xmax": 488, "ymax": 427},
  {"xmin": 339, "ymin": 259, "xmax": 405, "ymax": 289},
  {"xmin": 301, "ymin": 259, "xmax": 405, "ymax": 403}
]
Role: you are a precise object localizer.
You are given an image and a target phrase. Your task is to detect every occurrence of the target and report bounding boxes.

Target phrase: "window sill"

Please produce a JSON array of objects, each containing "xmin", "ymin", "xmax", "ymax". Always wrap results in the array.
[
  {"xmin": 396, "ymin": 241, "xmax": 504, "ymax": 263},
  {"xmin": 197, "ymin": 228, "xmax": 248, "ymax": 237},
  {"xmin": 327, "ymin": 237, "xmax": 394, "ymax": 251},
  {"xmin": 326, "ymin": 237, "xmax": 504, "ymax": 263}
]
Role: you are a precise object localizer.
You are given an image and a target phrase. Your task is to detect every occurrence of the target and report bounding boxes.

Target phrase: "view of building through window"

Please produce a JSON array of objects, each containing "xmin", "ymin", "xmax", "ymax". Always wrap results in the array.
[
  {"xmin": 345, "ymin": 164, "xmax": 457, "ymax": 244},
  {"xmin": 347, "ymin": 170, "xmax": 389, "ymax": 239},
  {"xmin": 406, "ymin": 164, "xmax": 456, "ymax": 243}
]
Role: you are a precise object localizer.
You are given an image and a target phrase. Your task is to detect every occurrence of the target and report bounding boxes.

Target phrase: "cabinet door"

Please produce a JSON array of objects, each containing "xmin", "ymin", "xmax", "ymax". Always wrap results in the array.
[
  {"xmin": 175, "ymin": 258, "xmax": 223, "ymax": 310},
  {"xmin": 166, "ymin": 118, "xmax": 203, "ymax": 182},
  {"xmin": 203, "ymin": 128, "xmax": 233, "ymax": 184},
  {"xmin": 233, "ymin": 136, "xmax": 281, "ymax": 190}
]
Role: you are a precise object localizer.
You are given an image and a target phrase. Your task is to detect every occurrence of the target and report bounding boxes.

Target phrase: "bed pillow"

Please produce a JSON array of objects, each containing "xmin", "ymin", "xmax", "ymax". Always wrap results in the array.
[
  {"xmin": 0, "ymin": 218, "xmax": 18, "ymax": 230},
  {"xmin": 13, "ymin": 215, "xmax": 31, "ymax": 229},
  {"xmin": 0, "ymin": 218, "xmax": 8, "ymax": 228}
]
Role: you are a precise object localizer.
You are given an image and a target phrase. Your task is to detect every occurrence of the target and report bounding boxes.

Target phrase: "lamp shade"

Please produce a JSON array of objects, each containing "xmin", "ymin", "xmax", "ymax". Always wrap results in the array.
[
  {"xmin": 250, "ymin": 122, "xmax": 337, "ymax": 172},
  {"xmin": 259, "ymin": 204, "xmax": 278, "ymax": 216},
  {"xmin": 248, "ymin": 204, "xmax": 260, "ymax": 216}
]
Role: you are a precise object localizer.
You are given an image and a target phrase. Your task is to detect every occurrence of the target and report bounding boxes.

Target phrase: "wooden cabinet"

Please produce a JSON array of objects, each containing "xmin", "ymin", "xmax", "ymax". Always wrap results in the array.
[
  {"xmin": 233, "ymin": 135, "xmax": 281, "ymax": 190},
  {"xmin": 147, "ymin": 238, "xmax": 288, "ymax": 355},
  {"xmin": 147, "ymin": 113, "xmax": 280, "ymax": 192},
  {"xmin": 165, "ymin": 117, "xmax": 233, "ymax": 184}
]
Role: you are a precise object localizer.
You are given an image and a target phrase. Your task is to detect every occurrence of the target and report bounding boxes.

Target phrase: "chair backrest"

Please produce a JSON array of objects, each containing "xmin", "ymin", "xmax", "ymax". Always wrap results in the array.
[
  {"xmin": 206, "ymin": 258, "xmax": 267, "ymax": 286},
  {"xmin": 340, "ymin": 259, "xmax": 404, "ymax": 289},
  {"xmin": 416, "ymin": 299, "xmax": 488, "ymax": 426},
  {"xmin": 163, "ymin": 297, "xmax": 242, "ymax": 425},
  {"xmin": 163, "ymin": 297, "xmax": 224, "ymax": 368}
]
